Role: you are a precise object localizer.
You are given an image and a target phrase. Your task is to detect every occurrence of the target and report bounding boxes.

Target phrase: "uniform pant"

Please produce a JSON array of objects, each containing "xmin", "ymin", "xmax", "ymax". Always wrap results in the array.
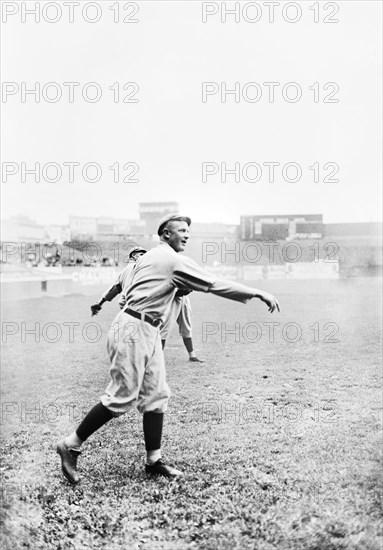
[{"xmin": 100, "ymin": 311, "xmax": 171, "ymax": 416}]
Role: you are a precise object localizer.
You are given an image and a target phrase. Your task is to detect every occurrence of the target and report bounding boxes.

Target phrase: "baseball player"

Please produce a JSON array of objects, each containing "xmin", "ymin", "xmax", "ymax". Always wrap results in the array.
[
  {"xmin": 57, "ymin": 214, "xmax": 280, "ymax": 483},
  {"xmin": 92, "ymin": 248, "xmax": 205, "ymax": 362},
  {"xmin": 90, "ymin": 246, "xmax": 147, "ymax": 316}
]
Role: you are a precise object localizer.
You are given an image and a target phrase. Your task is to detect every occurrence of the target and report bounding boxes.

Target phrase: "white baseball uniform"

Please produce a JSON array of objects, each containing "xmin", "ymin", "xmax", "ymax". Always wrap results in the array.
[{"xmin": 101, "ymin": 242, "xmax": 256, "ymax": 416}]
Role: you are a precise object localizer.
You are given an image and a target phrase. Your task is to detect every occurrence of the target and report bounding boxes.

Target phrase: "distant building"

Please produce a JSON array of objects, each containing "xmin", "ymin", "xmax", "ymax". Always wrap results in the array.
[
  {"xmin": 191, "ymin": 222, "xmax": 238, "ymax": 238},
  {"xmin": 95, "ymin": 217, "xmax": 146, "ymax": 240},
  {"xmin": 139, "ymin": 202, "xmax": 179, "ymax": 235},
  {"xmin": 240, "ymin": 214, "xmax": 323, "ymax": 240},
  {"xmin": 45, "ymin": 225, "xmax": 71, "ymax": 244},
  {"xmin": 69, "ymin": 216, "xmax": 98, "ymax": 240},
  {"xmin": 68, "ymin": 215, "xmax": 145, "ymax": 240},
  {"xmin": 325, "ymin": 222, "xmax": 382, "ymax": 239},
  {"xmin": 1, "ymin": 215, "xmax": 46, "ymax": 242}
]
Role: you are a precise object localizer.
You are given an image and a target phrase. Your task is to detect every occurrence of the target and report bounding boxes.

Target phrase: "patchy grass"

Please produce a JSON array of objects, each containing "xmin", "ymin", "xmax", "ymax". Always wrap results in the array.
[{"xmin": 1, "ymin": 278, "xmax": 382, "ymax": 549}]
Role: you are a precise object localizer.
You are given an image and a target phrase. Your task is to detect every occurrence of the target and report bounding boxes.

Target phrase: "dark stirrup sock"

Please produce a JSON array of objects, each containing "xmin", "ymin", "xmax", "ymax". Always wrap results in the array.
[
  {"xmin": 161, "ymin": 339, "xmax": 166, "ymax": 349},
  {"xmin": 76, "ymin": 402, "xmax": 114, "ymax": 442},
  {"xmin": 143, "ymin": 412, "xmax": 164, "ymax": 451},
  {"xmin": 183, "ymin": 337, "xmax": 193, "ymax": 353}
]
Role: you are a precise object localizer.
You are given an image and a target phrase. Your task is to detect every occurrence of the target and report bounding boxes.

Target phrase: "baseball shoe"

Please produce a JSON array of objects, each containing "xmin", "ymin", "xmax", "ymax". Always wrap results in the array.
[
  {"xmin": 145, "ymin": 459, "xmax": 183, "ymax": 479},
  {"xmin": 189, "ymin": 357, "xmax": 205, "ymax": 363},
  {"xmin": 56, "ymin": 440, "xmax": 81, "ymax": 484}
]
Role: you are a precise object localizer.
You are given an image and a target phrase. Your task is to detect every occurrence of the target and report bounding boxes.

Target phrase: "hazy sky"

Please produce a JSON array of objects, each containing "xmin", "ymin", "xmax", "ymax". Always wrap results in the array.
[{"xmin": 1, "ymin": 0, "xmax": 382, "ymax": 226}]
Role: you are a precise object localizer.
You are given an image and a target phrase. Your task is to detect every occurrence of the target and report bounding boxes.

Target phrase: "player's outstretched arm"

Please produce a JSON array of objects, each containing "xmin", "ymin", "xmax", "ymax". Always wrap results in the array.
[{"xmin": 172, "ymin": 258, "xmax": 280, "ymax": 312}]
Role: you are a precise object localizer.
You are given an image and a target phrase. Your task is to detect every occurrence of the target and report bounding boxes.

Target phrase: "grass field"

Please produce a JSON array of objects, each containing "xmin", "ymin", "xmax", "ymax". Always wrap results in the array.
[{"xmin": 1, "ymin": 278, "xmax": 382, "ymax": 550}]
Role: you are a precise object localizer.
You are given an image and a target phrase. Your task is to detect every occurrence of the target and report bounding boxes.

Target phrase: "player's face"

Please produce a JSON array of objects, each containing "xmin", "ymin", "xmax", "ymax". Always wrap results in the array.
[{"xmin": 165, "ymin": 221, "xmax": 190, "ymax": 252}]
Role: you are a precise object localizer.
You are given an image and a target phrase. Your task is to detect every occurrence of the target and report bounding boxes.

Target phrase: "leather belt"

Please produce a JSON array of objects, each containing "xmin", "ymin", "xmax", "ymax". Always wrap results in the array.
[{"xmin": 124, "ymin": 307, "xmax": 162, "ymax": 328}]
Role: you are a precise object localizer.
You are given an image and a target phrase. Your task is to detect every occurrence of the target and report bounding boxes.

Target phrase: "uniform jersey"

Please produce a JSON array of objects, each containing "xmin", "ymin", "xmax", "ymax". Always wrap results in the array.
[{"xmin": 125, "ymin": 242, "xmax": 256, "ymax": 321}]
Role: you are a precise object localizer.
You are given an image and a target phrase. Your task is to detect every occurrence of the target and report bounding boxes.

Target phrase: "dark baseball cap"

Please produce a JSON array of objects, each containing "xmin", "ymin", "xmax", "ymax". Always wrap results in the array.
[
  {"xmin": 129, "ymin": 246, "xmax": 147, "ymax": 259},
  {"xmin": 157, "ymin": 214, "xmax": 192, "ymax": 236}
]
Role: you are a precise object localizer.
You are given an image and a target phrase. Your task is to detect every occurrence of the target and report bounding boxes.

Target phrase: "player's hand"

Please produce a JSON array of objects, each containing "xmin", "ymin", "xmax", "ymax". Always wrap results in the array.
[
  {"xmin": 90, "ymin": 303, "xmax": 102, "ymax": 316},
  {"xmin": 256, "ymin": 291, "xmax": 280, "ymax": 313}
]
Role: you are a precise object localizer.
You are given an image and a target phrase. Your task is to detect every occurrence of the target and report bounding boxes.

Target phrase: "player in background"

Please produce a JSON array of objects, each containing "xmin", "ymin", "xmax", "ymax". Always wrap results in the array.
[
  {"xmin": 90, "ymin": 246, "xmax": 147, "ymax": 315},
  {"xmin": 91, "ymin": 246, "xmax": 205, "ymax": 362}
]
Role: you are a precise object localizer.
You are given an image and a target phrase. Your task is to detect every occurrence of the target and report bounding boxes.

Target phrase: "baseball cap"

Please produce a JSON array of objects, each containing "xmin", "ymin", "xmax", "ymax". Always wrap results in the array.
[
  {"xmin": 129, "ymin": 246, "xmax": 147, "ymax": 259},
  {"xmin": 157, "ymin": 214, "xmax": 192, "ymax": 236}
]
